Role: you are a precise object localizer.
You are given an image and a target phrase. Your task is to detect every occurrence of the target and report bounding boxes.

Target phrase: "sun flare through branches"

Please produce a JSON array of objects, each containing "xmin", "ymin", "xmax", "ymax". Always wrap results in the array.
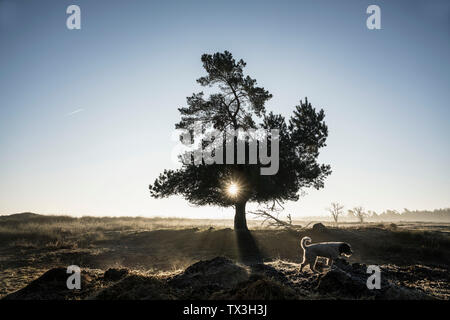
[{"xmin": 226, "ymin": 182, "xmax": 240, "ymax": 199}]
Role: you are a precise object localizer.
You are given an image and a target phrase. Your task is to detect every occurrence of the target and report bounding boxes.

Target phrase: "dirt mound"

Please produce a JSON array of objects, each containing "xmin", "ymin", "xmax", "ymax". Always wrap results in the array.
[
  {"xmin": 312, "ymin": 223, "xmax": 328, "ymax": 232},
  {"xmin": 92, "ymin": 274, "xmax": 175, "ymax": 300},
  {"xmin": 316, "ymin": 259, "xmax": 432, "ymax": 299},
  {"xmin": 248, "ymin": 263, "xmax": 291, "ymax": 285},
  {"xmin": 168, "ymin": 257, "xmax": 249, "ymax": 299},
  {"xmin": 317, "ymin": 266, "xmax": 372, "ymax": 298},
  {"xmin": 170, "ymin": 257, "xmax": 249, "ymax": 289},
  {"xmin": 3, "ymin": 267, "xmax": 98, "ymax": 300}
]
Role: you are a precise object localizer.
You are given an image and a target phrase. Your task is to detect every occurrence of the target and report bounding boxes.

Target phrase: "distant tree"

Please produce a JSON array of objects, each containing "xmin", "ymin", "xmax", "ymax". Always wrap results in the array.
[
  {"xmin": 327, "ymin": 202, "xmax": 344, "ymax": 226},
  {"xmin": 349, "ymin": 206, "xmax": 367, "ymax": 223},
  {"xmin": 149, "ymin": 51, "xmax": 331, "ymax": 231}
]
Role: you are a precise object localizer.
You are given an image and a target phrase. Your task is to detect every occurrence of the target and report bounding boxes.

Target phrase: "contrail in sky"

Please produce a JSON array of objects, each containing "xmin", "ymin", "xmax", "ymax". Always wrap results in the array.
[{"xmin": 66, "ymin": 108, "xmax": 84, "ymax": 116}]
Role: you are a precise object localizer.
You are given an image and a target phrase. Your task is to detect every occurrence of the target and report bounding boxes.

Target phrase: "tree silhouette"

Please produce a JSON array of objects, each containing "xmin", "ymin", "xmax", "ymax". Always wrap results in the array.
[
  {"xmin": 349, "ymin": 206, "xmax": 367, "ymax": 223},
  {"xmin": 149, "ymin": 51, "xmax": 331, "ymax": 231},
  {"xmin": 328, "ymin": 202, "xmax": 344, "ymax": 226}
]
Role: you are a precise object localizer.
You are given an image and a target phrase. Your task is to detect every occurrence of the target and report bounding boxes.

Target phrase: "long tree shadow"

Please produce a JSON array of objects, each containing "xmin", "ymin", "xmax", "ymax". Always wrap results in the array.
[{"xmin": 235, "ymin": 229, "xmax": 264, "ymax": 265}]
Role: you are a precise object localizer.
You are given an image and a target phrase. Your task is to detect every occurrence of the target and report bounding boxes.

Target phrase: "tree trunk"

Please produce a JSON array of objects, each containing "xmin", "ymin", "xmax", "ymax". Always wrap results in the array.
[{"xmin": 234, "ymin": 201, "xmax": 248, "ymax": 231}]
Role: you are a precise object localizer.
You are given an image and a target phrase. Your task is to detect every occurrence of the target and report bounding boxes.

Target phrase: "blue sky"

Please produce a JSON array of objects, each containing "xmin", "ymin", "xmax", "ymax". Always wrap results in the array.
[{"xmin": 0, "ymin": 0, "xmax": 449, "ymax": 218}]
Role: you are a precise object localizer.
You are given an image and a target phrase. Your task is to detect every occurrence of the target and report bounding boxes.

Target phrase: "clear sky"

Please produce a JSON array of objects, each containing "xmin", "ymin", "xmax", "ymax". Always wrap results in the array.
[{"xmin": 0, "ymin": 0, "xmax": 449, "ymax": 218}]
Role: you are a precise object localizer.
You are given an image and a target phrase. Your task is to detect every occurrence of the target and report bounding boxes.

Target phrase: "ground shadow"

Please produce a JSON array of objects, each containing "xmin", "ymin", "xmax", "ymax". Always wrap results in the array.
[{"xmin": 235, "ymin": 229, "xmax": 264, "ymax": 265}]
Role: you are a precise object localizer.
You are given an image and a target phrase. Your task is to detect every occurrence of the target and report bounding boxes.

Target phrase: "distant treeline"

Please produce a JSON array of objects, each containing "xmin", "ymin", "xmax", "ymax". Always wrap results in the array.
[
  {"xmin": 364, "ymin": 208, "xmax": 450, "ymax": 222},
  {"xmin": 295, "ymin": 208, "xmax": 450, "ymax": 223}
]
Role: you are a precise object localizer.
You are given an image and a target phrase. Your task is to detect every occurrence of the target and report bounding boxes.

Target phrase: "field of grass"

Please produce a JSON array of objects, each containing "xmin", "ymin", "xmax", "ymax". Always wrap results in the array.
[{"xmin": 0, "ymin": 213, "xmax": 449, "ymax": 299}]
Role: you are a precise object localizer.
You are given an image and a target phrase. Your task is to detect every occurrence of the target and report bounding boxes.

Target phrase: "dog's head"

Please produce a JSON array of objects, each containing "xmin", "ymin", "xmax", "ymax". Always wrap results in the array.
[{"xmin": 339, "ymin": 243, "xmax": 353, "ymax": 257}]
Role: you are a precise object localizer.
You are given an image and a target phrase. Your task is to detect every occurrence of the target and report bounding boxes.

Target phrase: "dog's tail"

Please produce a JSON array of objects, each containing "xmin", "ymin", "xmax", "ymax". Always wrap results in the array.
[{"xmin": 300, "ymin": 236, "xmax": 312, "ymax": 249}]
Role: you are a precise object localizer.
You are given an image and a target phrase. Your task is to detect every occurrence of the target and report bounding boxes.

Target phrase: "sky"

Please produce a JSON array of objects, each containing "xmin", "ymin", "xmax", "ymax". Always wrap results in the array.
[{"xmin": 0, "ymin": 0, "xmax": 449, "ymax": 218}]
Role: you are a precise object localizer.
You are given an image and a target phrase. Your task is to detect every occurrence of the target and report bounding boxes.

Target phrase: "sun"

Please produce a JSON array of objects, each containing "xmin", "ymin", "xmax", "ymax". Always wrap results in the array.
[{"xmin": 226, "ymin": 182, "xmax": 240, "ymax": 198}]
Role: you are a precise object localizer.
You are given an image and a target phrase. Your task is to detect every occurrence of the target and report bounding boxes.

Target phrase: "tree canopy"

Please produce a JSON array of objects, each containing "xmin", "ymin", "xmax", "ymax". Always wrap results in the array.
[{"xmin": 149, "ymin": 51, "xmax": 331, "ymax": 230}]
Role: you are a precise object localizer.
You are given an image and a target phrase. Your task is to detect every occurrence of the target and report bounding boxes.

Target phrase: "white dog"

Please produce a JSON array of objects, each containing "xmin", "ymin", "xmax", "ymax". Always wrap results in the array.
[{"xmin": 300, "ymin": 236, "xmax": 353, "ymax": 273}]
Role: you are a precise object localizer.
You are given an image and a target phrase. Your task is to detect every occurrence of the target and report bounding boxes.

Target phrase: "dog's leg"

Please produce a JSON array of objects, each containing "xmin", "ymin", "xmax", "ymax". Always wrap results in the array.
[
  {"xmin": 309, "ymin": 256, "xmax": 318, "ymax": 273},
  {"xmin": 328, "ymin": 259, "xmax": 334, "ymax": 269},
  {"xmin": 301, "ymin": 255, "xmax": 315, "ymax": 273},
  {"xmin": 300, "ymin": 256, "xmax": 308, "ymax": 272}
]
